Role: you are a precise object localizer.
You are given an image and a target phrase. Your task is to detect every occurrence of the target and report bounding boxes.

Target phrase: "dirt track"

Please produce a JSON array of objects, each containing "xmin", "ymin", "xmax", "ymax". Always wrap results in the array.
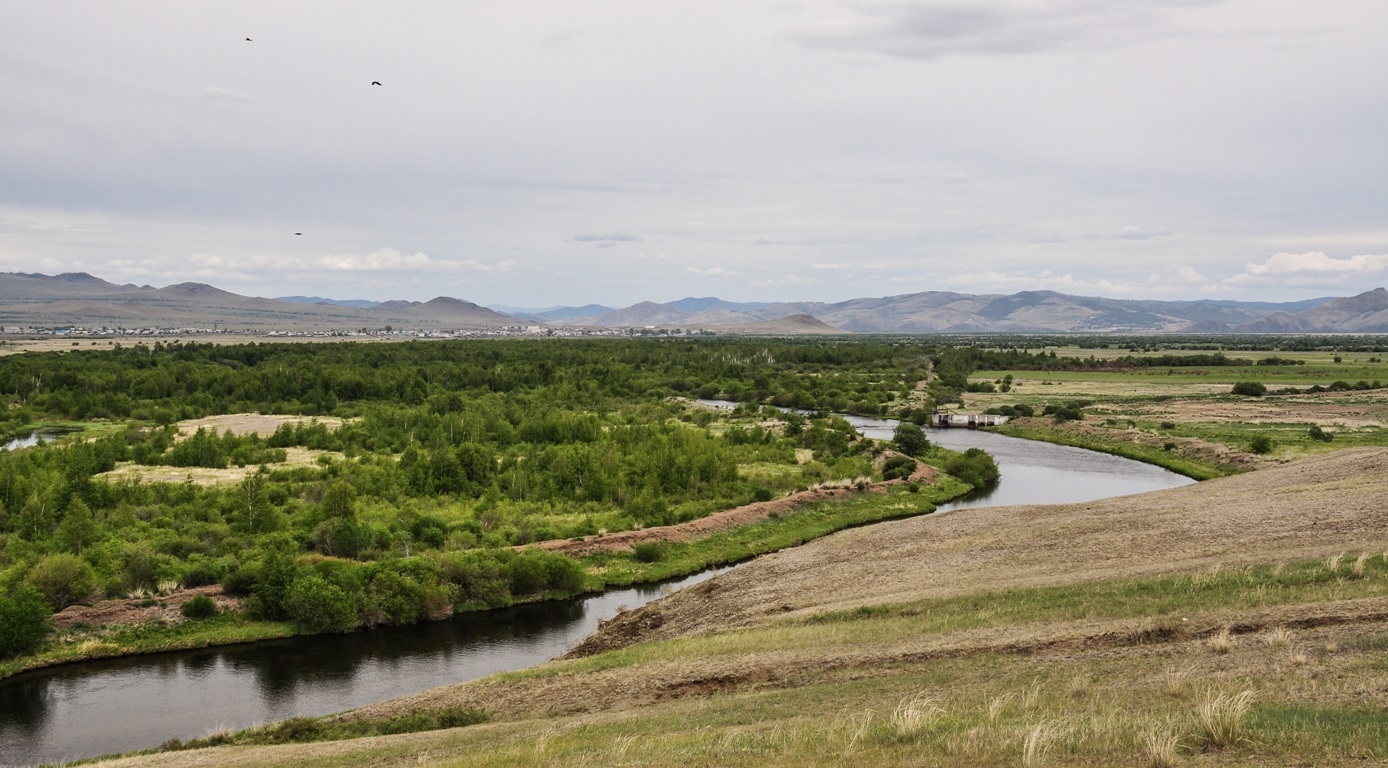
[{"xmin": 526, "ymin": 458, "xmax": 938, "ymax": 557}]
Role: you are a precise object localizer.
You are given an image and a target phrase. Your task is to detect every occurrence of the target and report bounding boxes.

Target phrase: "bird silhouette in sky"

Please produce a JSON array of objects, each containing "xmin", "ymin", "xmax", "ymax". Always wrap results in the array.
[
  {"xmin": 371, "ymin": 81, "xmax": 382, "ymax": 86},
  {"xmin": 294, "ymin": 232, "xmax": 302, "ymax": 236},
  {"xmin": 245, "ymin": 37, "xmax": 252, "ymax": 41}
]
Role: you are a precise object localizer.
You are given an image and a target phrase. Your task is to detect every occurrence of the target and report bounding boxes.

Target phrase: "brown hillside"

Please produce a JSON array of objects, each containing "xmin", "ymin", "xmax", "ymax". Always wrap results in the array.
[{"xmin": 574, "ymin": 446, "xmax": 1388, "ymax": 654}]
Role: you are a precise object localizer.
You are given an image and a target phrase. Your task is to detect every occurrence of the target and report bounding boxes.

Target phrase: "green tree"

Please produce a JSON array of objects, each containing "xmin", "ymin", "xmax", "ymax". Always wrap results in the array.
[
  {"xmin": 0, "ymin": 584, "xmax": 51, "ymax": 659},
  {"xmin": 892, "ymin": 421, "xmax": 930, "ymax": 458},
  {"xmin": 55, "ymin": 496, "xmax": 98, "ymax": 554},
  {"xmin": 248, "ymin": 535, "xmax": 302, "ymax": 620},
  {"xmin": 1249, "ymin": 435, "xmax": 1274, "ymax": 454},
  {"xmin": 28, "ymin": 553, "xmax": 97, "ymax": 609},
  {"xmin": 320, "ymin": 480, "xmax": 357, "ymax": 519}
]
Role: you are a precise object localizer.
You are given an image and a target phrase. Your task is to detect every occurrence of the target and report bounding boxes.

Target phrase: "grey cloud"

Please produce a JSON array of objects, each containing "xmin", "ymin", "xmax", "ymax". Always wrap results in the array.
[
  {"xmin": 792, "ymin": 0, "xmax": 1225, "ymax": 60},
  {"xmin": 573, "ymin": 233, "xmax": 642, "ymax": 245}
]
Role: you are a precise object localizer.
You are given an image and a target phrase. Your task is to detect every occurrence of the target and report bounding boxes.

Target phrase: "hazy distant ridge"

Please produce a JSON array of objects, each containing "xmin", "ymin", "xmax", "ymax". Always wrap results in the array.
[{"xmin": 6, "ymin": 271, "xmax": 1385, "ymax": 334}]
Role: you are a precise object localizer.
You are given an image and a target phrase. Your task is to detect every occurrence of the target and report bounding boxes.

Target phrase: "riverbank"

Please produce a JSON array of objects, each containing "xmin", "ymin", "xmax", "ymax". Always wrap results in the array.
[
  {"xmin": 98, "ymin": 447, "xmax": 1388, "ymax": 767},
  {"xmin": 0, "ymin": 455, "xmax": 970, "ymax": 683},
  {"xmin": 985, "ymin": 416, "xmax": 1247, "ymax": 480}
]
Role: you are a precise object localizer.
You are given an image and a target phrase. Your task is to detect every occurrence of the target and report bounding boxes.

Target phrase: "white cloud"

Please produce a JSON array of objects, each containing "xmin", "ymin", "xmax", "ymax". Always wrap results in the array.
[
  {"xmin": 686, "ymin": 266, "xmax": 742, "ymax": 278},
  {"xmin": 202, "ymin": 86, "xmax": 252, "ymax": 103},
  {"xmin": 811, "ymin": 262, "xmax": 854, "ymax": 270},
  {"xmin": 455, "ymin": 258, "xmax": 516, "ymax": 273},
  {"xmin": 1114, "ymin": 226, "xmax": 1174, "ymax": 240},
  {"xmin": 1173, "ymin": 265, "xmax": 1208, "ymax": 284},
  {"xmin": 319, "ymin": 249, "xmax": 433, "ymax": 271},
  {"xmin": 751, "ymin": 275, "xmax": 818, "ymax": 287},
  {"xmin": 1242, "ymin": 251, "xmax": 1388, "ymax": 276}
]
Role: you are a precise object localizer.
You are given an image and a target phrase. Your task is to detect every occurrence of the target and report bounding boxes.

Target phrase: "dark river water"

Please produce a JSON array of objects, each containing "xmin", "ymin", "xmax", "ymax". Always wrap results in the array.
[{"xmin": 0, "ymin": 410, "xmax": 1192, "ymax": 767}]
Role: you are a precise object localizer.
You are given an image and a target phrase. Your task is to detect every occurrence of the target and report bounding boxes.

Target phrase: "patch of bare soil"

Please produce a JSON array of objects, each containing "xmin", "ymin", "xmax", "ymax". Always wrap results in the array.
[
  {"xmin": 1113, "ymin": 389, "xmax": 1388, "ymax": 430},
  {"xmin": 576, "ymin": 447, "xmax": 1388, "ymax": 652},
  {"xmin": 525, "ymin": 455, "xmax": 938, "ymax": 557},
  {"xmin": 51, "ymin": 585, "xmax": 242, "ymax": 630},
  {"xmin": 97, "ymin": 447, "xmax": 339, "ymax": 486},
  {"xmin": 175, "ymin": 413, "xmax": 344, "ymax": 440}
]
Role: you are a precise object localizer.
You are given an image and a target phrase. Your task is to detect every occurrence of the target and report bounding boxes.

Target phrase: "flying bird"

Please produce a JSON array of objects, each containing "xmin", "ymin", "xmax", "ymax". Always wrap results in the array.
[
  {"xmin": 245, "ymin": 37, "xmax": 252, "ymax": 41},
  {"xmin": 371, "ymin": 81, "xmax": 382, "ymax": 86},
  {"xmin": 294, "ymin": 232, "xmax": 302, "ymax": 236}
]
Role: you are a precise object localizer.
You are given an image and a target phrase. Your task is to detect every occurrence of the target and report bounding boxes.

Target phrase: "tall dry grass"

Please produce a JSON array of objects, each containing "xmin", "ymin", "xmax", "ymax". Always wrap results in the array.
[{"xmin": 1196, "ymin": 689, "xmax": 1255, "ymax": 749}]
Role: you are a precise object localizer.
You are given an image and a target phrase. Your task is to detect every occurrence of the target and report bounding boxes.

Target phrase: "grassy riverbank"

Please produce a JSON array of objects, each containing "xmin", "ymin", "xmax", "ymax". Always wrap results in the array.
[
  {"xmin": 95, "ymin": 448, "xmax": 1388, "ymax": 767},
  {"xmin": 986, "ymin": 420, "xmax": 1238, "ymax": 480}
]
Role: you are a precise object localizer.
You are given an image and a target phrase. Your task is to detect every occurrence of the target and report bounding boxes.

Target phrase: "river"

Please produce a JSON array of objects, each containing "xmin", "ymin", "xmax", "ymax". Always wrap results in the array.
[{"xmin": 0, "ymin": 411, "xmax": 1192, "ymax": 766}]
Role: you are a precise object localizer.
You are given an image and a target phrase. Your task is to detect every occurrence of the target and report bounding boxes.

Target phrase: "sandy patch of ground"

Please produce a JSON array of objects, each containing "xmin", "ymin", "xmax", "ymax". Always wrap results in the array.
[
  {"xmin": 51, "ymin": 585, "xmax": 242, "ymax": 630},
  {"xmin": 175, "ymin": 413, "xmax": 344, "ymax": 439},
  {"xmin": 97, "ymin": 447, "xmax": 340, "ymax": 486}
]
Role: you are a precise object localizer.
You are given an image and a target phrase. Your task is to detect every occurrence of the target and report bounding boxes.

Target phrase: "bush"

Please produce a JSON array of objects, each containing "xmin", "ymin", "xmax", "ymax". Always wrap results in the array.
[
  {"xmin": 1308, "ymin": 425, "xmax": 1334, "ymax": 442},
  {"xmin": 945, "ymin": 448, "xmax": 1000, "ymax": 490},
  {"xmin": 27, "ymin": 553, "xmax": 97, "ymax": 609},
  {"xmin": 0, "ymin": 584, "xmax": 51, "ymax": 659},
  {"xmin": 1231, "ymin": 381, "xmax": 1267, "ymax": 397},
  {"xmin": 632, "ymin": 542, "xmax": 667, "ymax": 563},
  {"xmin": 882, "ymin": 455, "xmax": 917, "ymax": 481},
  {"xmin": 438, "ymin": 551, "xmax": 511, "ymax": 606},
  {"xmin": 285, "ymin": 574, "xmax": 358, "ymax": 632},
  {"xmin": 1249, "ymin": 435, "xmax": 1274, "ymax": 454},
  {"xmin": 180, "ymin": 594, "xmax": 218, "ymax": 619}
]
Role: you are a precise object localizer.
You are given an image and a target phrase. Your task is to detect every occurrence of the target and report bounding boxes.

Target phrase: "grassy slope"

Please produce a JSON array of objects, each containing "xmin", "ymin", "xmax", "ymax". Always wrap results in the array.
[{"xmin": 94, "ymin": 448, "xmax": 1388, "ymax": 767}]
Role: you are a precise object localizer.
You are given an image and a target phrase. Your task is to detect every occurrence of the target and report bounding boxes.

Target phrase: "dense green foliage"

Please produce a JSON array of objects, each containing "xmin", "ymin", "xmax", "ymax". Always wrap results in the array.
[
  {"xmin": 943, "ymin": 448, "xmax": 1001, "ymax": 490},
  {"xmin": 0, "ymin": 338, "xmax": 948, "ymax": 651},
  {"xmin": 891, "ymin": 422, "xmax": 929, "ymax": 458},
  {"xmin": 0, "ymin": 583, "xmax": 50, "ymax": 659}
]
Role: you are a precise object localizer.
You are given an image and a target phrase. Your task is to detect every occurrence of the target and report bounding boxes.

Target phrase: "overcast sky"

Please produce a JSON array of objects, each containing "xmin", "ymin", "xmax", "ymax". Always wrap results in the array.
[{"xmin": 3, "ymin": 1, "xmax": 1387, "ymax": 308}]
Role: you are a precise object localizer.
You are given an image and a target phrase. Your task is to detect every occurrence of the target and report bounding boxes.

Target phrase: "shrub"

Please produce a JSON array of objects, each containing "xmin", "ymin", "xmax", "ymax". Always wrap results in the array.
[
  {"xmin": 0, "ymin": 584, "xmax": 51, "ymax": 659},
  {"xmin": 1160, "ymin": 421, "xmax": 1176, "ymax": 430},
  {"xmin": 1249, "ymin": 435, "xmax": 1274, "ymax": 454},
  {"xmin": 1231, "ymin": 381, "xmax": 1267, "ymax": 397},
  {"xmin": 882, "ymin": 455, "xmax": 917, "ymax": 481},
  {"xmin": 27, "ymin": 553, "xmax": 97, "ymax": 609},
  {"xmin": 632, "ymin": 542, "xmax": 667, "ymax": 563},
  {"xmin": 285, "ymin": 574, "xmax": 358, "ymax": 632},
  {"xmin": 180, "ymin": 594, "xmax": 218, "ymax": 619},
  {"xmin": 362, "ymin": 570, "xmax": 427, "ymax": 627},
  {"xmin": 1308, "ymin": 425, "xmax": 1334, "ymax": 442},
  {"xmin": 945, "ymin": 448, "xmax": 1000, "ymax": 490},
  {"xmin": 438, "ymin": 551, "xmax": 511, "ymax": 606}
]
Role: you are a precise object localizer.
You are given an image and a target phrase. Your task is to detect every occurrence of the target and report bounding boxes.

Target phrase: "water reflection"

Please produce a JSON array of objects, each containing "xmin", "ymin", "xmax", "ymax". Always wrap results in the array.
[{"xmin": 0, "ymin": 568, "xmax": 726, "ymax": 767}]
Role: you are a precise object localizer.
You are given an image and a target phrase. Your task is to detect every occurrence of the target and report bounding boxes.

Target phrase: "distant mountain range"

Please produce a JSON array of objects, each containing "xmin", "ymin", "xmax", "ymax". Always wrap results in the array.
[
  {"xmin": 0, "ymin": 272, "xmax": 515, "ymax": 330},
  {"xmin": 4, "ymin": 271, "xmax": 1388, "ymax": 334}
]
